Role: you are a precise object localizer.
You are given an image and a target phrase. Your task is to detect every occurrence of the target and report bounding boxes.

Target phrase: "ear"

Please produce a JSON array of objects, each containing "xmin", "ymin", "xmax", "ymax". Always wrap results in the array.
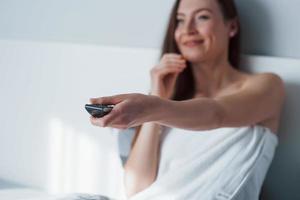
[{"xmin": 228, "ymin": 18, "xmax": 239, "ymax": 38}]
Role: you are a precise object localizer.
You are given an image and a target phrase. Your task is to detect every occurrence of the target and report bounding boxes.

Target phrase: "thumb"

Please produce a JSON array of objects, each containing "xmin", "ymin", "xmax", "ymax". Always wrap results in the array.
[{"xmin": 89, "ymin": 94, "xmax": 129, "ymax": 105}]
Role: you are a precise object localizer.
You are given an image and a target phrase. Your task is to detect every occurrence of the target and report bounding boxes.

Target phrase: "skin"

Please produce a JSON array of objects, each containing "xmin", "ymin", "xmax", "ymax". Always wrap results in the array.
[{"xmin": 89, "ymin": 0, "xmax": 286, "ymax": 197}]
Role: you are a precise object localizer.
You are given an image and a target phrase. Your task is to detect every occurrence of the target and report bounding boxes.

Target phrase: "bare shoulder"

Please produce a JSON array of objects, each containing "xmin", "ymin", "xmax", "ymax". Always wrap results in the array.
[
  {"xmin": 244, "ymin": 72, "xmax": 286, "ymax": 133},
  {"xmin": 244, "ymin": 72, "xmax": 285, "ymax": 96},
  {"xmin": 240, "ymin": 72, "xmax": 286, "ymax": 114},
  {"xmin": 249, "ymin": 72, "xmax": 283, "ymax": 83}
]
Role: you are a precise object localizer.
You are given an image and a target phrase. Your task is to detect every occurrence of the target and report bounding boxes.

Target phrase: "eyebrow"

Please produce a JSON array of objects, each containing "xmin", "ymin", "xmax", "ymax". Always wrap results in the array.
[{"xmin": 177, "ymin": 8, "xmax": 213, "ymax": 16}]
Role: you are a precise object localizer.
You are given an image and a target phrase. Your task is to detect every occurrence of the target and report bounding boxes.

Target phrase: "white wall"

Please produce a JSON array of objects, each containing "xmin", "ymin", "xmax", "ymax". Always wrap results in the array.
[
  {"xmin": 235, "ymin": 0, "xmax": 300, "ymax": 59},
  {"xmin": 0, "ymin": 0, "xmax": 174, "ymax": 48},
  {"xmin": 0, "ymin": 39, "xmax": 159, "ymax": 198},
  {"xmin": 0, "ymin": 0, "xmax": 299, "ymax": 58}
]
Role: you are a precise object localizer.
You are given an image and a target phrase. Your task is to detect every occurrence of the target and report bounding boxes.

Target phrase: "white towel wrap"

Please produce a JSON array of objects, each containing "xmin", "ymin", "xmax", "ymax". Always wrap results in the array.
[{"xmin": 127, "ymin": 125, "xmax": 278, "ymax": 200}]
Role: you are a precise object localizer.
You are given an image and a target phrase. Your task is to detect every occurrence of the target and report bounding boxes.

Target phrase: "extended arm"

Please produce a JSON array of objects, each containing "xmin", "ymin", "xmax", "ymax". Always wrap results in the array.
[
  {"xmin": 90, "ymin": 73, "xmax": 285, "ymax": 131},
  {"xmin": 154, "ymin": 73, "xmax": 285, "ymax": 131}
]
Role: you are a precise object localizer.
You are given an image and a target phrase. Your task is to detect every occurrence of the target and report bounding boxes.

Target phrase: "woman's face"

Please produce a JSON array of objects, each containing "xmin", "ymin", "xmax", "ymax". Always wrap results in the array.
[{"xmin": 175, "ymin": 0, "xmax": 237, "ymax": 63}]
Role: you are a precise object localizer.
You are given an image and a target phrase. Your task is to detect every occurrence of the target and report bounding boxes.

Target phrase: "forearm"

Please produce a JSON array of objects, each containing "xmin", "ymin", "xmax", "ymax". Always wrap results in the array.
[
  {"xmin": 153, "ymin": 97, "xmax": 222, "ymax": 131},
  {"xmin": 124, "ymin": 122, "xmax": 162, "ymax": 197}
]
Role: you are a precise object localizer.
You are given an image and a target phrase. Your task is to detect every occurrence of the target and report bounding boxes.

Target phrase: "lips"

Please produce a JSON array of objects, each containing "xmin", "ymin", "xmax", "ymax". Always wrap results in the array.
[{"xmin": 183, "ymin": 40, "xmax": 204, "ymax": 47}]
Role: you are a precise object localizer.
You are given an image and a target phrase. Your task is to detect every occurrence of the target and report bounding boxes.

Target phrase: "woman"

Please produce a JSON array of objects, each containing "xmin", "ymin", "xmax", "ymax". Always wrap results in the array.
[{"xmin": 90, "ymin": 0, "xmax": 285, "ymax": 199}]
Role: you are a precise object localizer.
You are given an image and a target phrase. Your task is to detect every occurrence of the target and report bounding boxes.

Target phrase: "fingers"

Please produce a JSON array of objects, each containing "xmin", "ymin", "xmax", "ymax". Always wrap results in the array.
[
  {"xmin": 151, "ymin": 63, "xmax": 187, "ymax": 80},
  {"xmin": 153, "ymin": 58, "xmax": 187, "ymax": 76},
  {"xmin": 162, "ymin": 53, "xmax": 185, "ymax": 60},
  {"xmin": 89, "ymin": 93, "xmax": 139, "ymax": 128},
  {"xmin": 159, "ymin": 65, "xmax": 185, "ymax": 75},
  {"xmin": 90, "ymin": 96, "xmax": 113, "ymax": 104},
  {"xmin": 89, "ymin": 94, "xmax": 129, "ymax": 105},
  {"xmin": 161, "ymin": 54, "xmax": 186, "ymax": 66},
  {"xmin": 97, "ymin": 107, "xmax": 119, "ymax": 127},
  {"xmin": 90, "ymin": 116, "xmax": 103, "ymax": 126},
  {"xmin": 164, "ymin": 59, "xmax": 186, "ymax": 67},
  {"xmin": 158, "ymin": 54, "xmax": 186, "ymax": 69},
  {"xmin": 90, "ymin": 115, "xmax": 112, "ymax": 128},
  {"xmin": 89, "ymin": 108, "xmax": 127, "ymax": 129}
]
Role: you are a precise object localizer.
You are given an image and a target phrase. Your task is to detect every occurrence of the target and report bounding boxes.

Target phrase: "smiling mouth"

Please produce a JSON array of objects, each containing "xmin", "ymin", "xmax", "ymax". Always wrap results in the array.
[{"xmin": 183, "ymin": 40, "xmax": 204, "ymax": 47}]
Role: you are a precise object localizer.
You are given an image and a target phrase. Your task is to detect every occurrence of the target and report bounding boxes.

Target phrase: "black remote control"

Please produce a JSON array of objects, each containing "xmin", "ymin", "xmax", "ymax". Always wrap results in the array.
[{"xmin": 85, "ymin": 104, "xmax": 114, "ymax": 118}]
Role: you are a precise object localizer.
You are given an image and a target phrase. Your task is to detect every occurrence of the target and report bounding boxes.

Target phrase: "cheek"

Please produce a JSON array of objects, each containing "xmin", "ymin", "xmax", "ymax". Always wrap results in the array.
[
  {"xmin": 199, "ymin": 23, "xmax": 217, "ymax": 38},
  {"xmin": 214, "ymin": 26, "xmax": 230, "ymax": 46},
  {"xmin": 202, "ymin": 24, "xmax": 228, "ymax": 50}
]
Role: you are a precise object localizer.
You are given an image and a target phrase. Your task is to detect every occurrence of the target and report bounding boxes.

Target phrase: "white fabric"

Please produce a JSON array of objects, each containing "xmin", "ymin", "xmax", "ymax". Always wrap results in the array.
[
  {"xmin": 0, "ymin": 125, "xmax": 277, "ymax": 200},
  {"xmin": 127, "ymin": 125, "xmax": 278, "ymax": 200},
  {"xmin": 0, "ymin": 188, "xmax": 59, "ymax": 200},
  {"xmin": 0, "ymin": 188, "xmax": 115, "ymax": 200}
]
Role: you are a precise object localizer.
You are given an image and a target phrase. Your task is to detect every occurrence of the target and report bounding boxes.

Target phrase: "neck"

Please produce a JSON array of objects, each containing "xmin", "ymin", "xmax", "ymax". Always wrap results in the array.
[{"xmin": 190, "ymin": 55, "xmax": 237, "ymax": 97}]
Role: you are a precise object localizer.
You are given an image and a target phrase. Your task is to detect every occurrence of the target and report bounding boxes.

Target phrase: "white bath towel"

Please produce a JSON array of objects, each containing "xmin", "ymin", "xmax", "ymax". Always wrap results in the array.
[{"xmin": 124, "ymin": 125, "xmax": 278, "ymax": 200}]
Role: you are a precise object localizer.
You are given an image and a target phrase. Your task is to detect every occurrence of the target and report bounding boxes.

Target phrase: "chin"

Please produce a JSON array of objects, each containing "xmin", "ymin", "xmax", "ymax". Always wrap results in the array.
[
  {"xmin": 182, "ymin": 52, "xmax": 206, "ymax": 63},
  {"xmin": 180, "ymin": 47, "xmax": 207, "ymax": 62}
]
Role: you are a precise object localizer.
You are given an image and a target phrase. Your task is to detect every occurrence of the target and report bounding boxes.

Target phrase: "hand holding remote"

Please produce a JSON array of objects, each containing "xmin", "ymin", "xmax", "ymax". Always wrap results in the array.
[
  {"xmin": 85, "ymin": 104, "xmax": 114, "ymax": 118},
  {"xmin": 88, "ymin": 93, "xmax": 160, "ymax": 129}
]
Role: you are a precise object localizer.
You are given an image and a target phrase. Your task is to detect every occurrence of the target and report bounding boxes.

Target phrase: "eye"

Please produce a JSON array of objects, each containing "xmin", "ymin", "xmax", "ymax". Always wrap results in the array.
[
  {"xmin": 176, "ymin": 18, "xmax": 184, "ymax": 24},
  {"xmin": 197, "ymin": 15, "xmax": 210, "ymax": 20},
  {"xmin": 176, "ymin": 18, "xmax": 185, "ymax": 26}
]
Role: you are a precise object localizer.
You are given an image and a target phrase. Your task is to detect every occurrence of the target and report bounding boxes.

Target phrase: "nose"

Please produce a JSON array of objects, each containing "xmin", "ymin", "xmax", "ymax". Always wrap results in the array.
[{"xmin": 182, "ymin": 19, "xmax": 197, "ymax": 35}]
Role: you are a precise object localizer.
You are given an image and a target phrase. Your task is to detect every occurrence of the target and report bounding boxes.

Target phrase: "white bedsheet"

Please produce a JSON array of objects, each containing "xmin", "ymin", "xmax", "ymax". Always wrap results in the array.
[
  {"xmin": 0, "ymin": 188, "xmax": 115, "ymax": 200},
  {"xmin": 0, "ymin": 188, "xmax": 57, "ymax": 200}
]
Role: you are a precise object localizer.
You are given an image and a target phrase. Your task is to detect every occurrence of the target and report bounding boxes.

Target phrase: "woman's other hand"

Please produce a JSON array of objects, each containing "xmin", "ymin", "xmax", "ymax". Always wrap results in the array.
[
  {"xmin": 89, "ymin": 93, "xmax": 164, "ymax": 129},
  {"xmin": 150, "ymin": 53, "xmax": 186, "ymax": 99}
]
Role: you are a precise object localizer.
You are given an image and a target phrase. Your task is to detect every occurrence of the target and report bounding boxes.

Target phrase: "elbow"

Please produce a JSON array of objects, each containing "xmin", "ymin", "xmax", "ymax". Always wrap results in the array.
[{"xmin": 123, "ymin": 167, "xmax": 157, "ymax": 198}]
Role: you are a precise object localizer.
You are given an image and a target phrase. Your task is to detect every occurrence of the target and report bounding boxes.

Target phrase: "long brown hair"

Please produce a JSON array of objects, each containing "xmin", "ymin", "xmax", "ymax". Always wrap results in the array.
[
  {"xmin": 161, "ymin": 0, "xmax": 241, "ymax": 101},
  {"xmin": 131, "ymin": 0, "xmax": 241, "ymax": 147}
]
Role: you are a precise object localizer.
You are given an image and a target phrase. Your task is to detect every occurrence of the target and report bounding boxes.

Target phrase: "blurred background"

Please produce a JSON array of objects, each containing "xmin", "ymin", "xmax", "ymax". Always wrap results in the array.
[{"xmin": 0, "ymin": 0, "xmax": 299, "ymax": 199}]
